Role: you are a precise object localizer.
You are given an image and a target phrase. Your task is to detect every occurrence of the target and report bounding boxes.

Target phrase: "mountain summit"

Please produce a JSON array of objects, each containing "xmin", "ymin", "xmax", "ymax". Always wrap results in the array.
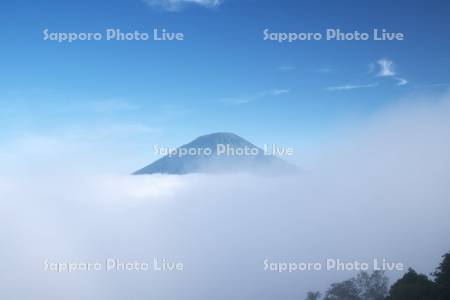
[{"xmin": 133, "ymin": 132, "xmax": 297, "ymax": 175}]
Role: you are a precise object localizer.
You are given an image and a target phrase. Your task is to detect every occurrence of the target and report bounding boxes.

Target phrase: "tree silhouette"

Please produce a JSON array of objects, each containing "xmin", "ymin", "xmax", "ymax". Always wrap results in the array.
[
  {"xmin": 356, "ymin": 270, "xmax": 389, "ymax": 300},
  {"xmin": 433, "ymin": 251, "xmax": 450, "ymax": 300},
  {"xmin": 305, "ymin": 291, "xmax": 321, "ymax": 300},
  {"xmin": 324, "ymin": 279, "xmax": 361, "ymax": 300},
  {"xmin": 322, "ymin": 271, "xmax": 388, "ymax": 300},
  {"xmin": 308, "ymin": 251, "xmax": 450, "ymax": 300},
  {"xmin": 386, "ymin": 268, "xmax": 436, "ymax": 300}
]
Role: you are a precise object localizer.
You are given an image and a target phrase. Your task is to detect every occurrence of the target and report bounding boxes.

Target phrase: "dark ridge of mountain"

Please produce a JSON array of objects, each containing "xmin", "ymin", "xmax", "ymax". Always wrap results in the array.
[{"xmin": 133, "ymin": 132, "xmax": 298, "ymax": 175}]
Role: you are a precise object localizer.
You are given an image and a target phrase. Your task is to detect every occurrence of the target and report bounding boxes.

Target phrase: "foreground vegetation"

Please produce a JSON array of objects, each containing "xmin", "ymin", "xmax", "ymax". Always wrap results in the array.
[{"xmin": 305, "ymin": 251, "xmax": 450, "ymax": 300}]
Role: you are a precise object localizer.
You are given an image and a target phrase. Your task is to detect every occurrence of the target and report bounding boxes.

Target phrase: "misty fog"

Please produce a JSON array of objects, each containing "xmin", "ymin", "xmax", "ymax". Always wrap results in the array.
[{"xmin": 1, "ymin": 95, "xmax": 450, "ymax": 299}]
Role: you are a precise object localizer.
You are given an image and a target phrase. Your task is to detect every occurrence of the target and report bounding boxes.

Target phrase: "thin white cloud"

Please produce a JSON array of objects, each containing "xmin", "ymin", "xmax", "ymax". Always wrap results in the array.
[
  {"xmin": 315, "ymin": 68, "xmax": 333, "ymax": 73},
  {"xmin": 278, "ymin": 65, "xmax": 296, "ymax": 72},
  {"xmin": 371, "ymin": 58, "xmax": 408, "ymax": 86},
  {"xmin": 0, "ymin": 122, "xmax": 161, "ymax": 175},
  {"xmin": 377, "ymin": 58, "xmax": 396, "ymax": 77},
  {"xmin": 327, "ymin": 83, "xmax": 378, "ymax": 91},
  {"xmin": 395, "ymin": 77, "xmax": 408, "ymax": 86},
  {"xmin": 221, "ymin": 89, "xmax": 289, "ymax": 105},
  {"xmin": 271, "ymin": 89, "xmax": 289, "ymax": 96},
  {"xmin": 143, "ymin": 0, "xmax": 223, "ymax": 11}
]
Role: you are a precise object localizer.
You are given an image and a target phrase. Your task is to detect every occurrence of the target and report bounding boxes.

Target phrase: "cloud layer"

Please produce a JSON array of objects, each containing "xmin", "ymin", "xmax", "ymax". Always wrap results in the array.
[{"xmin": 1, "ymin": 94, "xmax": 450, "ymax": 299}]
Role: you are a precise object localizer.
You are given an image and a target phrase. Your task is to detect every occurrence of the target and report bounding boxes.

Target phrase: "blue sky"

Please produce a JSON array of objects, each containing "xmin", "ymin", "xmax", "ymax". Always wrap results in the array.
[{"xmin": 1, "ymin": 0, "xmax": 450, "ymax": 170}]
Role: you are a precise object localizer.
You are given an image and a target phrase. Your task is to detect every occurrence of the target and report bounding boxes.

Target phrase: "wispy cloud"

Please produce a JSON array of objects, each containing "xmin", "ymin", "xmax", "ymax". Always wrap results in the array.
[
  {"xmin": 143, "ymin": 0, "xmax": 223, "ymax": 11},
  {"xmin": 327, "ymin": 58, "xmax": 408, "ymax": 91},
  {"xmin": 271, "ymin": 89, "xmax": 289, "ymax": 96},
  {"xmin": 377, "ymin": 58, "xmax": 396, "ymax": 77},
  {"xmin": 326, "ymin": 83, "xmax": 378, "ymax": 91},
  {"xmin": 221, "ymin": 89, "xmax": 289, "ymax": 105},
  {"xmin": 395, "ymin": 77, "xmax": 408, "ymax": 86},
  {"xmin": 315, "ymin": 68, "xmax": 333, "ymax": 73},
  {"xmin": 278, "ymin": 65, "xmax": 296, "ymax": 72},
  {"xmin": 373, "ymin": 58, "xmax": 408, "ymax": 86}
]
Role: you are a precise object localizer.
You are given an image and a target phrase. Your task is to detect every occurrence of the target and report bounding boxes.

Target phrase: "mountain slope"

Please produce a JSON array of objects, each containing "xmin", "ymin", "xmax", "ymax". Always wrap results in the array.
[{"xmin": 133, "ymin": 132, "xmax": 297, "ymax": 175}]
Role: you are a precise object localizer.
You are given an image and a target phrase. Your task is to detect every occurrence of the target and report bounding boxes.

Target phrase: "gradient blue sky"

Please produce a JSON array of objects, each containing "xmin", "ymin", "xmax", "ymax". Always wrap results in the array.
[{"xmin": 1, "ymin": 0, "xmax": 449, "ymax": 170}]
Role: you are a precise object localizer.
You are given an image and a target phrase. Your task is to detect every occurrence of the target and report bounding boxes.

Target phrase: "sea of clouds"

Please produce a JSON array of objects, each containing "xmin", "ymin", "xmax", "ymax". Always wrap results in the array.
[{"xmin": 1, "ymin": 94, "xmax": 450, "ymax": 299}]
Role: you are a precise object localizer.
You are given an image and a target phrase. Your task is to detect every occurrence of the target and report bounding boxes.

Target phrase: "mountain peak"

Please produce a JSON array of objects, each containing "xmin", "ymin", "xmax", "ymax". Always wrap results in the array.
[
  {"xmin": 181, "ymin": 132, "xmax": 257, "ymax": 149},
  {"xmin": 197, "ymin": 132, "xmax": 241, "ymax": 139},
  {"xmin": 133, "ymin": 133, "xmax": 297, "ymax": 175}
]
